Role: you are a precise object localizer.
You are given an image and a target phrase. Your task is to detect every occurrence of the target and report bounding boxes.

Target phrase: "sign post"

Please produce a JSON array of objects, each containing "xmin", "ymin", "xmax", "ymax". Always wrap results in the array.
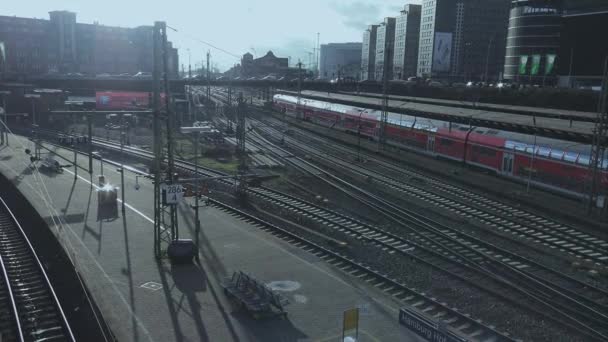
[
  {"xmin": 161, "ymin": 183, "xmax": 184, "ymax": 205},
  {"xmin": 342, "ymin": 307, "xmax": 359, "ymax": 341}
]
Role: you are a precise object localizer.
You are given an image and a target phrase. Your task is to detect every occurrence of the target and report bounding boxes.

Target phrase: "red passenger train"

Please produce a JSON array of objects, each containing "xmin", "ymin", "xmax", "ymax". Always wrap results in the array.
[{"xmin": 273, "ymin": 94, "xmax": 608, "ymax": 198}]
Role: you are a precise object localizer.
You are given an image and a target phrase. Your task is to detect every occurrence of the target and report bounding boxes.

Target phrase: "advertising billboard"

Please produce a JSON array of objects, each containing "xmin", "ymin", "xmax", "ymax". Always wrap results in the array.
[
  {"xmin": 432, "ymin": 32, "xmax": 452, "ymax": 73},
  {"xmin": 530, "ymin": 54, "xmax": 541, "ymax": 75},
  {"xmin": 545, "ymin": 54, "xmax": 557, "ymax": 75},
  {"xmin": 519, "ymin": 55, "xmax": 529, "ymax": 75},
  {"xmin": 0, "ymin": 42, "xmax": 5, "ymax": 62},
  {"xmin": 96, "ymin": 91, "xmax": 165, "ymax": 110}
]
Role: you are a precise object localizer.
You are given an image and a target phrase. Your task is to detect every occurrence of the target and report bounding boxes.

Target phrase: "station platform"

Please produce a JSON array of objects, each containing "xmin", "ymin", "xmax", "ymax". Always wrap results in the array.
[{"xmin": 0, "ymin": 135, "xmax": 421, "ymax": 342}]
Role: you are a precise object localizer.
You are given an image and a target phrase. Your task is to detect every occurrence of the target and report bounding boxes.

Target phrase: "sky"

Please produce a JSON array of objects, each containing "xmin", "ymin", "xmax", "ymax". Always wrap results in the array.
[{"xmin": 3, "ymin": 0, "xmax": 421, "ymax": 72}]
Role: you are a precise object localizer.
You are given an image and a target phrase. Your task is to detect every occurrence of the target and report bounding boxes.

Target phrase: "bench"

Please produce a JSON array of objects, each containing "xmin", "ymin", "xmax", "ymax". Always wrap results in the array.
[{"xmin": 221, "ymin": 271, "xmax": 289, "ymax": 319}]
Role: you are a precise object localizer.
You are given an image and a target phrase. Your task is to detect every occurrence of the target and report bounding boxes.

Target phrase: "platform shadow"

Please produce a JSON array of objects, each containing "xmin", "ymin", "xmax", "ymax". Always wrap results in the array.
[
  {"xmin": 177, "ymin": 202, "xmax": 229, "ymax": 278},
  {"xmin": 11, "ymin": 166, "xmax": 34, "ymax": 185},
  {"xmin": 229, "ymin": 312, "xmax": 308, "ymax": 342},
  {"xmin": 44, "ymin": 213, "xmax": 85, "ymax": 225},
  {"xmin": 156, "ymin": 261, "xmax": 210, "ymax": 342}
]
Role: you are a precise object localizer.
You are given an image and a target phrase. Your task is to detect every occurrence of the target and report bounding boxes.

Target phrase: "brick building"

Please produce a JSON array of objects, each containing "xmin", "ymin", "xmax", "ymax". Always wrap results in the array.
[{"xmin": 0, "ymin": 11, "xmax": 178, "ymax": 79}]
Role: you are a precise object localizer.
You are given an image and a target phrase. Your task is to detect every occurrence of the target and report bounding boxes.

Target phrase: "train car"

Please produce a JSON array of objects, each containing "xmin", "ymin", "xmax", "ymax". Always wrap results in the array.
[{"xmin": 272, "ymin": 94, "xmax": 608, "ymax": 197}]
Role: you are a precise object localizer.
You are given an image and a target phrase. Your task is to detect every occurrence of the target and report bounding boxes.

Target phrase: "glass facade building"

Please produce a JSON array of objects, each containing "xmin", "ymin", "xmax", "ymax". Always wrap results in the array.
[{"xmin": 503, "ymin": 0, "xmax": 562, "ymax": 83}]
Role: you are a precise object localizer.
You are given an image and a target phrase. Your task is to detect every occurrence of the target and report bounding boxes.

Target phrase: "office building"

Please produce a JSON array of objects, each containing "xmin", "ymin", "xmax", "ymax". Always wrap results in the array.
[
  {"xmin": 393, "ymin": 4, "xmax": 421, "ymax": 80},
  {"xmin": 319, "ymin": 42, "xmax": 362, "ymax": 80},
  {"xmin": 504, "ymin": 0, "xmax": 608, "ymax": 86},
  {"xmin": 417, "ymin": 0, "xmax": 510, "ymax": 80},
  {"xmin": 361, "ymin": 25, "xmax": 378, "ymax": 81},
  {"xmin": 375, "ymin": 17, "xmax": 396, "ymax": 81},
  {"xmin": 0, "ymin": 11, "xmax": 179, "ymax": 78}
]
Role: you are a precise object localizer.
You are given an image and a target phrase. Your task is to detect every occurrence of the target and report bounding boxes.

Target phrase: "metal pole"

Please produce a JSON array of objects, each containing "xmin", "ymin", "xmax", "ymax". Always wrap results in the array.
[
  {"xmin": 120, "ymin": 114, "xmax": 126, "ymax": 213},
  {"xmin": 153, "ymin": 22, "xmax": 163, "ymax": 258},
  {"xmin": 0, "ymin": 95, "xmax": 5, "ymax": 145},
  {"xmin": 526, "ymin": 129, "xmax": 537, "ymax": 194},
  {"xmin": 588, "ymin": 56, "xmax": 608, "ymax": 214},
  {"xmin": 206, "ymin": 51, "xmax": 211, "ymax": 103},
  {"xmin": 3, "ymin": 95, "xmax": 7, "ymax": 146},
  {"xmin": 194, "ymin": 130, "xmax": 200, "ymax": 255},
  {"xmin": 162, "ymin": 22, "xmax": 179, "ymax": 241},
  {"xmin": 357, "ymin": 111, "xmax": 362, "ymax": 162},
  {"xmin": 87, "ymin": 114, "xmax": 92, "ymax": 174},
  {"xmin": 73, "ymin": 144, "xmax": 77, "ymax": 179},
  {"xmin": 484, "ymin": 35, "xmax": 494, "ymax": 84}
]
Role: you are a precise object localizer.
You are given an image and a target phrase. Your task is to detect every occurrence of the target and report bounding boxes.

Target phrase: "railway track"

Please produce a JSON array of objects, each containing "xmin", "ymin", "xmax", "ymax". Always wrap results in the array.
[
  {"xmin": 0, "ymin": 195, "xmax": 74, "ymax": 342},
  {"xmin": 209, "ymin": 198, "xmax": 516, "ymax": 342},
  {"xmin": 251, "ymin": 120, "xmax": 608, "ymax": 293},
  {"xmin": 257, "ymin": 115, "xmax": 608, "ymax": 267},
  {"xmin": 30, "ymin": 128, "xmax": 527, "ymax": 341},
  {"xmin": 33, "ymin": 124, "xmax": 608, "ymax": 340},
  {"xmin": 249, "ymin": 119, "xmax": 608, "ymax": 340}
]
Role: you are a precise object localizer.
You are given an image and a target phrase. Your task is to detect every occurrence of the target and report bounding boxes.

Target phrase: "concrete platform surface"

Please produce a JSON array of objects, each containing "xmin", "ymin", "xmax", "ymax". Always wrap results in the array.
[{"xmin": 0, "ymin": 135, "xmax": 422, "ymax": 342}]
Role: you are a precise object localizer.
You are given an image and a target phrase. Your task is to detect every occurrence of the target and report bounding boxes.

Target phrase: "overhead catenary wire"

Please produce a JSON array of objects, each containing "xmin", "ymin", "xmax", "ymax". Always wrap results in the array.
[{"xmin": 167, "ymin": 25, "xmax": 242, "ymax": 60}]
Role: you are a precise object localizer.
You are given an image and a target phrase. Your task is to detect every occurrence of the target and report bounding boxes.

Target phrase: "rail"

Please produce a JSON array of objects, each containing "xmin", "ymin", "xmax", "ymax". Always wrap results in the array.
[{"xmin": 0, "ymin": 195, "xmax": 75, "ymax": 342}]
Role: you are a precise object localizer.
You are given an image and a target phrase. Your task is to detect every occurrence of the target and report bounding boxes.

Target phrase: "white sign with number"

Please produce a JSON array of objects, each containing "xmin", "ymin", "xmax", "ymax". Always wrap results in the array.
[{"xmin": 161, "ymin": 184, "xmax": 184, "ymax": 205}]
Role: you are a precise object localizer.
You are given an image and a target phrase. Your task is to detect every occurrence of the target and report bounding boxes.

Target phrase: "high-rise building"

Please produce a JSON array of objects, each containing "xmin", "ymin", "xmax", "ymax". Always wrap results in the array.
[
  {"xmin": 503, "ymin": 0, "xmax": 561, "ymax": 83},
  {"xmin": 361, "ymin": 25, "xmax": 378, "ymax": 81},
  {"xmin": 393, "ymin": 4, "xmax": 421, "ymax": 80},
  {"xmin": 375, "ymin": 17, "xmax": 396, "ymax": 81},
  {"xmin": 319, "ymin": 42, "xmax": 362, "ymax": 80},
  {"xmin": 503, "ymin": 0, "xmax": 608, "ymax": 86},
  {"xmin": 417, "ymin": 0, "xmax": 510, "ymax": 80},
  {"xmin": 0, "ymin": 11, "xmax": 179, "ymax": 78}
]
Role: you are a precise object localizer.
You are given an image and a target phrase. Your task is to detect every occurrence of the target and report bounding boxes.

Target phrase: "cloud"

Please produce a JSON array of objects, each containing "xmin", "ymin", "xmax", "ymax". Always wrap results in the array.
[{"xmin": 329, "ymin": 1, "xmax": 382, "ymax": 30}]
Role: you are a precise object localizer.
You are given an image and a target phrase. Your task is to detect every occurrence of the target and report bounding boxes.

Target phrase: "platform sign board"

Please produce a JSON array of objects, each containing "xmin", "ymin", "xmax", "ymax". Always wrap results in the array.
[
  {"xmin": 161, "ymin": 183, "xmax": 184, "ymax": 205},
  {"xmin": 342, "ymin": 307, "xmax": 359, "ymax": 340},
  {"xmin": 399, "ymin": 308, "xmax": 466, "ymax": 342}
]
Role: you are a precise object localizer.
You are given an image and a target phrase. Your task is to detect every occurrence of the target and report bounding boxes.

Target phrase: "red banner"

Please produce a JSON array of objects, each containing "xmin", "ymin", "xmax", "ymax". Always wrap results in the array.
[{"xmin": 96, "ymin": 91, "xmax": 166, "ymax": 110}]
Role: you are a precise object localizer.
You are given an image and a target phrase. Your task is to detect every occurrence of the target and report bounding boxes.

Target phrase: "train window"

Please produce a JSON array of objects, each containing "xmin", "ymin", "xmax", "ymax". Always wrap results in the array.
[
  {"xmin": 563, "ymin": 152, "xmax": 578, "ymax": 163},
  {"xmin": 473, "ymin": 145, "xmax": 497, "ymax": 157},
  {"xmin": 537, "ymin": 147, "xmax": 551, "ymax": 157},
  {"xmin": 514, "ymin": 144, "xmax": 527, "ymax": 152},
  {"xmin": 550, "ymin": 149, "xmax": 564, "ymax": 160},
  {"xmin": 440, "ymin": 138, "xmax": 454, "ymax": 146},
  {"xmin": 577, "ymin": 155, "xmax": 590, "ymax": 166}
]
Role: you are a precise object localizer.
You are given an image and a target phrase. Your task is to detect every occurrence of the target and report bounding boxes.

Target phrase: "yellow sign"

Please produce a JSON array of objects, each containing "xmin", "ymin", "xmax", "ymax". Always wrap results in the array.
[{"xmin": 343, "ymin": 308, "xmax": 359, "ymax": 332}]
